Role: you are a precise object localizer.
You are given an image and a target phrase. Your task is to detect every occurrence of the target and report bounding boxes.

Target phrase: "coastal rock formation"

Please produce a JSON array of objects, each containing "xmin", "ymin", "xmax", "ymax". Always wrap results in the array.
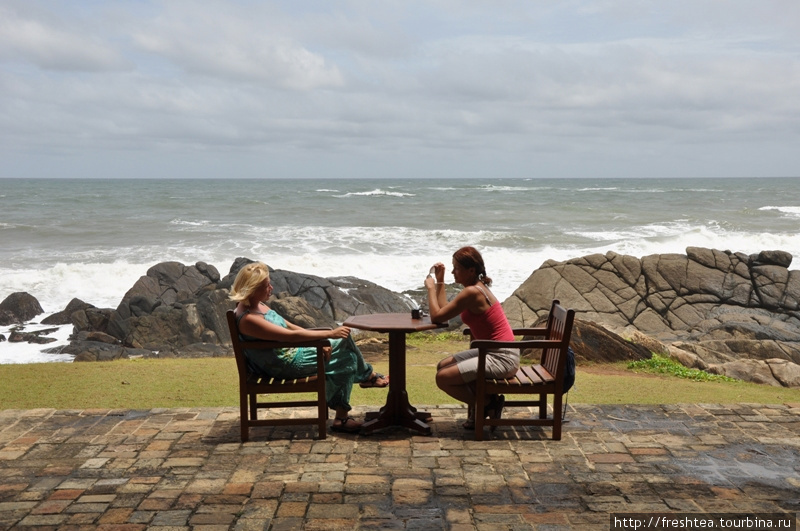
[
  {"xmin": 49, "ymin": 257, "xmax": 413, "ymax": 360},
  {"xmin": 567, "ymin": 319, "xmax": 651, "ymax": 364},
  {"xmin": 504, "ymin": 247, "xmax": 800, "ymax": 387},
  {"xmin": 0, "ymin": 292, "xmax": 44, "ymax": 326},
  {"xmin": 41, "ymin": 298, "xmax": 95, "ymax": 325}
]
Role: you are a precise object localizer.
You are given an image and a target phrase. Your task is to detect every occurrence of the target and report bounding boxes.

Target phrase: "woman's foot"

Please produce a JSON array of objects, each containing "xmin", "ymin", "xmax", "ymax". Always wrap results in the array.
[
  {"xmin": 331, "ymin": 416, "xmax": 362, "ymax": 433},
  {"xmin": 462, "ymin": 404, "xmax": 475, "ymax": 429},
  {"xmin": 359, "ymin": 373, "xmax": 389, "ymax": 388},
  {"xmin": 463, "ymin": 395, "xmax": 505, "ymax": 431},
  {"xmin": 487, "ymin": 395, "xmax": 505, "ymax": 433}
]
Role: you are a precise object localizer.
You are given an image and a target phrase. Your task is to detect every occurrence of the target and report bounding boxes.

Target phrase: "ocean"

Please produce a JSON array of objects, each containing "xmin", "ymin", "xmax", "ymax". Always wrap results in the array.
[{"xmin": 2, "ymin": 177, "xmax": 799, "ymax": 364}]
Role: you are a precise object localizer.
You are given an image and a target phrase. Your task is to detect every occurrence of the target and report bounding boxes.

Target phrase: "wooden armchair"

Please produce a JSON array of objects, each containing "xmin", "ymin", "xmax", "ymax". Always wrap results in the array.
[
  {"xmin": 469, "ymin": 300, "xmax": 575, "ymax": 441},
  {"xmin": 226, "ymin": 310, "xmax": 329, "ymax": 441}
]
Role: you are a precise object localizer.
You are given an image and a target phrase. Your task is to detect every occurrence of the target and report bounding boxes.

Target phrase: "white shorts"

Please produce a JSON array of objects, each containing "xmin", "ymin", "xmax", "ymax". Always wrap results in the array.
[{"xmin": 453, "ymin": 348, "xmax": 519, "ymax": 383}]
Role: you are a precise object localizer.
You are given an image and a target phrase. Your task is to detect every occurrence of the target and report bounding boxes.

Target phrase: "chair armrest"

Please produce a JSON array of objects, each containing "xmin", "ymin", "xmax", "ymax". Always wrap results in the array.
[
  {"xmin": 512, "ymin": 327, "xmax": 547, "ymax": 336},
  {"xmin": 239, "ymin": 339, "xmax": 331, "ymax": 351},
  {"xmin": 471, "ymin": 339, "xmax": 562, "ymax": 351},
  {"xmin": 466, "ymin": 327, "xmax": 547, "ymax": 340}
]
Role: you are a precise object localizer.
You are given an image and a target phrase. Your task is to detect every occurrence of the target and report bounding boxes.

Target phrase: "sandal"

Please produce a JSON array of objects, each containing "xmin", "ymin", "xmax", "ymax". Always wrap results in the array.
[
  {"xmin": 359, "ymin": 373, "xmax": 389, "ymax": 388},
  {"xmin": 330, "ymin": 416, "xmax": 362, "ymax": 434}
]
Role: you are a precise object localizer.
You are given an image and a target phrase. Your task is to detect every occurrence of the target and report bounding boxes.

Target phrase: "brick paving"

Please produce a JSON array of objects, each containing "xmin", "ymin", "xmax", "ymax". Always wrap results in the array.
[{"xmin": 0, "ymin": 403, "xmax": 799, "ymax": 530}]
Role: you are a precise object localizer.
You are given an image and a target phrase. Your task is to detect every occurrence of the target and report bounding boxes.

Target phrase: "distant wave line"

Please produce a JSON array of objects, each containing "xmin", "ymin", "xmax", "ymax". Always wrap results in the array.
[{"xmin": 333, "ymin": 189, "xmax": 416, "ymax": 198}]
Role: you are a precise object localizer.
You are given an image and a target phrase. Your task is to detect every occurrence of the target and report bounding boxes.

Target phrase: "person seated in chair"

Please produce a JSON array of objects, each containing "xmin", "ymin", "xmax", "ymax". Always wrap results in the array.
[
  {"xmin": 424, "ymin": 246, "xmax": 518, "ymax": 429},
  {"xmin": 230, "ymin": 262, "xmax": 388, "ymax": 433}
]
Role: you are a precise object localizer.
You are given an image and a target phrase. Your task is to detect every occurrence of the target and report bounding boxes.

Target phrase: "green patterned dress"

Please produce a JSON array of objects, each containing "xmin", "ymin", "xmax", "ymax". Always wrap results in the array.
[{"xmin": 237, "ymin": 309, "xmax": 374, "ymax": 411}]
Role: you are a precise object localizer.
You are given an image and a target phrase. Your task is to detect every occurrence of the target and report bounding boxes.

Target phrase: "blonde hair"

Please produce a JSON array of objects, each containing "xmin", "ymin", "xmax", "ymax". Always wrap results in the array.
[{"xmin": 229, "ymin": 262, "xmax": 270, "ymax": 302}]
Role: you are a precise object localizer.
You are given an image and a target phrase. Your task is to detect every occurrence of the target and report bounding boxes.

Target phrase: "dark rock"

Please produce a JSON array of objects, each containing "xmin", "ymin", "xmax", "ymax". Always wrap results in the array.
[
  {"xmin": 72, "ymin": 307, "xmax": 114, "ymax": 335},
  {"xmin": 72, "ymin": 331, "xmax": 120, "ymax": 345},
  {"xmin": 195, "ymin": 288, "xmax": 237, "ymax": 345},
  {"xmin": 9, "ymin": 330, "xmax": 58, "ymax": 344},
  {"xmin": 118, "ymin": 261, "xmax": 219, "ymax": 314},
  {"xmin": 752, "ymin": 250, "xmax": 792, "ymax": 268},
  {"xmin": 564, "ymin": 319, "xmax": 651, "ymax": 363},
  {"xmin": 170, "ymin": 343, "xmax": 230, "ymax": 358},
  {"xmin": 42, "ymin": 298, "xmax": 94, "ymax": 325},
  {"xmin": 53, "ymin": 341, "xmax": 153, "ymax": 362},
  {"xmin": 270, "ymin": 295, "xmax": 337, "ymax": 329},
  {"xmin": 0, "ymin": 292, "xmax": 44, "ymax": 325},
  {"xmin": 0, "ymin": 311, "xmax": 14, "ymax": 326}
]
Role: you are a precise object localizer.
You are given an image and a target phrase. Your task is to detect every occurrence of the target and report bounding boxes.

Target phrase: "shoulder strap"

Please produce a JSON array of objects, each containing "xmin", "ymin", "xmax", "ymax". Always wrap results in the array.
[
  {"xmin": 474, "ymin": 284, "xmax": 492, "ymax": 305},
  {"xmin": 235, "ymin": 309, "xmax": 247, "ymax": 324}
]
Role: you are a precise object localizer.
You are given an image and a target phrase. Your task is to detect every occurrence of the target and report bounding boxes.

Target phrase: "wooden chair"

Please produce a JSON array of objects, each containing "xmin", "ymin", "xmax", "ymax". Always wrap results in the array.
[
  {"xmin": 226, "ymin": 310, "xmax": 329, "ymax": 441},
  {"xmin": 471, "ymin": 300, "xmax": 575, "ymax": 441}
]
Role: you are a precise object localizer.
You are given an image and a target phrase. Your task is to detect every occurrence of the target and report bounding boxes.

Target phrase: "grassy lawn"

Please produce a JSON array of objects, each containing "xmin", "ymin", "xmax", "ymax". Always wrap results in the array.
[{"xmin": 1, "ymin": 333, "xmax": 799, "ymax": 410}]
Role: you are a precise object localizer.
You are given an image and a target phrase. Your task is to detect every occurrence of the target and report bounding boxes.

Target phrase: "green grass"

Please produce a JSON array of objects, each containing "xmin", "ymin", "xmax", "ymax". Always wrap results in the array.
[
  {"xmin": 0, "ymin": 336, "xmax": 798, "ymax": 410},
  {"xmin": 627, "ymin": 354, "xmax": 737, "ymax": 382}
]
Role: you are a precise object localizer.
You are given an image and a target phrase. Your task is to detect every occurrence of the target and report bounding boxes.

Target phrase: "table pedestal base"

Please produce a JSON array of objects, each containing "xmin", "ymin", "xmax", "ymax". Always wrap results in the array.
[
  {"xmin": 342, "ymin": 314, "xmax": 446, "ymax": 436},
  {"xmin": 362, "ymin": 390, "xmax": 431, "ymax": 435},
  {"xmin": 362, "ymin": 330, "xmax": 431, "ymax": 435}
]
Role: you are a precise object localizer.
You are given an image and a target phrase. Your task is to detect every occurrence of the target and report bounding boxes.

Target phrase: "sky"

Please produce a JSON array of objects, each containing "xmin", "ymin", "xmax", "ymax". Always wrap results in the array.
[{"xmin": 1, "ymin": 0, "xmax": 799, "ymax": 180}]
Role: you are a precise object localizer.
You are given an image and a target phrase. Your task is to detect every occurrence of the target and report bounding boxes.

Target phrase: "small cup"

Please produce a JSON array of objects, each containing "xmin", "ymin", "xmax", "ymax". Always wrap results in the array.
[{"xmin": 411, "ymin": 308, "xmax": 422, "ymax": 319}]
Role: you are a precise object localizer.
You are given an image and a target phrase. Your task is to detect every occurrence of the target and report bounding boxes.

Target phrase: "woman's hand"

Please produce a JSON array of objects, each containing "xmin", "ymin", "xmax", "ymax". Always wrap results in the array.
[
  {"xmin": 432, "ymin": 262, "xmax": 446, "ymax": 283},
  {"xmin": 424, "ymin": 274, "xmax": 436, "ymax": 290},
  {"xmin": 329, "ymin": 326, "xmax": 351, "ymax": 339},
  {"xmin": 322, "ymin": 345, "xmax": 332, "ymax": 362}
]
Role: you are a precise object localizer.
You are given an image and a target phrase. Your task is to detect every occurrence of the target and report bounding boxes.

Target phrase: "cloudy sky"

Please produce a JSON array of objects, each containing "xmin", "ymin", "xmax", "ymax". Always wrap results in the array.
[{"xmin": 1, "ymin": 1, "xmax": 799, "ymax": 180}]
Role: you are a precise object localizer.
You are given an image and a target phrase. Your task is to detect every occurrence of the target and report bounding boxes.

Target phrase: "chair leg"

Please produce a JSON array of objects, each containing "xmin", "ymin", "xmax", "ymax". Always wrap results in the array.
[
  {"xmin": 552, "ymin": 393, "xmax": 562, "ymax": 441},
  {"xmin": 249, "ymin": 393, "xmax": 258, "ymax": 420},
  {"xmin": 538, "ymin": 394, "xmax": 547, "ymax": 419},
  {"xmin": 317, "ymin": 390, "xmax": 327, "ymax": 440},
  {"xmin": 474, "ymin": 393, "xmax": 485, "ymax": 441},
  {"xmin": 240, "ymin": 394, "xmax": 249, "ymax": 443}
]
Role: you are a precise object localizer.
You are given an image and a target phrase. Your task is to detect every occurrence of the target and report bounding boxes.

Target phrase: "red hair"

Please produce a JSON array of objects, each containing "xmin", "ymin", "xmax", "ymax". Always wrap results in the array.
[{"xmin": 453, "ymin": 246, "xmax": 493, "ymax": 286}]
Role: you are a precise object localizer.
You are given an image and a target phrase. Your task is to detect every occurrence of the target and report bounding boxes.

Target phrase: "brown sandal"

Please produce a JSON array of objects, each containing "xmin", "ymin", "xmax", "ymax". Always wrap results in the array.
[
  {"xmin": 331, "ymin": 416, "xmax": 362, "ymax": 433},
  {"xmin": 359, "ymin": 373, "xmax": 389, "ymax": 388}
]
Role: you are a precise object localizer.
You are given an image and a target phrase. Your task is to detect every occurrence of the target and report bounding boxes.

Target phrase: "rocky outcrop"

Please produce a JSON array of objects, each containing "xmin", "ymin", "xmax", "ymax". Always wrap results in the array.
[
  {"xmin": 41, "ymin": 298, "xmax": 95, "ymax": 326},
  {"xmin": 504, "ymin": 247, "xmax": 800, "ymax": 387},
  {"xmin": 49, "ymin": 257, "xmax": 414, "ymax": 360},
  {"xmin": 0, "ymin": 292, "xmax": 44, "ymax": 326},
  {"xmin": 218, "ymin": 257, "xmax": 415, "ymax": 324},
  {"xmin": 569, "ymin": 319, "xmax": 651, "ymax": 363}
]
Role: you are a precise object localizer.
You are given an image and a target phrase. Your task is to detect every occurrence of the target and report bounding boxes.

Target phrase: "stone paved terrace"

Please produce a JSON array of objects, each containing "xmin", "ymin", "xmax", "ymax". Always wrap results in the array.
[{"xmin": 0, "ymin": 404, "xmax": 798, "ymax": 530}]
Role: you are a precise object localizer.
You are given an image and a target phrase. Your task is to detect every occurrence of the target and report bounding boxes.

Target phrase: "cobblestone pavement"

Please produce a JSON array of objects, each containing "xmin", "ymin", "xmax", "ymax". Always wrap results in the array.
[{"xmin": 1, "ymin": 403, "xmax": 799, "ymax": 530}]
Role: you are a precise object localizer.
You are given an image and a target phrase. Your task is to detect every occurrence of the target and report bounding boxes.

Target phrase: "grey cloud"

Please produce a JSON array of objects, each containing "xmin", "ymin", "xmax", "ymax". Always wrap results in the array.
[
  {"xmin": 1, "ymin": 1, "xmax": 799, "ymax": 179},
  {"xmin": 0, "ymin": 4, "xmax": 128, "ymax": 72}
]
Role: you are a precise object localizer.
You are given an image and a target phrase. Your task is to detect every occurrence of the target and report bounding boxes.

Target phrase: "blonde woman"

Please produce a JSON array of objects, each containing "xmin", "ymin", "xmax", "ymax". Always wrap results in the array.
[{"xmin": 230, "ymin": 262, "xmax": 387, "ymax": 433}]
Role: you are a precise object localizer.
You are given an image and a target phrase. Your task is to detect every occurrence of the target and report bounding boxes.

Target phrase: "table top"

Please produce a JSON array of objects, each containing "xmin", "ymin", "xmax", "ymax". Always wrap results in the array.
[{"xmin": 343, "ymin": 313, "xmax": 448, "ymax": 333}]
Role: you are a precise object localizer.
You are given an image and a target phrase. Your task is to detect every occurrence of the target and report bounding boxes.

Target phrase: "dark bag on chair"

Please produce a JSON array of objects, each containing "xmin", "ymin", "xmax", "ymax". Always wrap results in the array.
[{"xmin": 563, "ymin": 347, "xmax": 576, "ymax": 394}]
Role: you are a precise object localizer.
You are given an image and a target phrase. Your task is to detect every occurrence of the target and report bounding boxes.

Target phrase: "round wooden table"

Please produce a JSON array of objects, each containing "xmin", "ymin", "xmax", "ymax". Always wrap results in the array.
[{"xmin": 343, "ymin": 313, "xmax": 447, "ymax": 435}]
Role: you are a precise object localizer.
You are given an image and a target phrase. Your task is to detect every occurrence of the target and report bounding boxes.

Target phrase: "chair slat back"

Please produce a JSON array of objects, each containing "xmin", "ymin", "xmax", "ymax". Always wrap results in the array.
[
  {"xmin": 540, "ymin": 303, "xmax": 574, "ymax": 379},
  {"xmin": 226, "ymin": 310, "xmax": 251, "ymax": 381}
]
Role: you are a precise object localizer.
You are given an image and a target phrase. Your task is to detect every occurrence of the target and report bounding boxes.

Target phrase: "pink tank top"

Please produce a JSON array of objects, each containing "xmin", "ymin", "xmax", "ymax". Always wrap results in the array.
[{"xmin": 460, "ymin": 296, "xmax": 515, "ymax": 341}]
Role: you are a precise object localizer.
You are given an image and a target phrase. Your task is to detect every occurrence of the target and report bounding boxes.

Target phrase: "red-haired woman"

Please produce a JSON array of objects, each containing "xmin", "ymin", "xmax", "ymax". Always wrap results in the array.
[{"xmin": 424, "ymin": 246, "xmax": 517, "ymax": 429}]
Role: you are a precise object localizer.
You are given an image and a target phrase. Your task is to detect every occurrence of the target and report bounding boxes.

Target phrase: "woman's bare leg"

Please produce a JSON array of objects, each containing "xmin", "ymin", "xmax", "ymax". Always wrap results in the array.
[{"xmin": 435, "ymin": 364, "xmax": 474, "ymax": 404}]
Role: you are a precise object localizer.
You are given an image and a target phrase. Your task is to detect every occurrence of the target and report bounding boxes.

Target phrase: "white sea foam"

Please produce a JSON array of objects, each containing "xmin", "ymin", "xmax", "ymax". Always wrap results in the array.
[
  {"xmin": 760, "ymin": 206, "xmax": 800, "ymax": 218},
  {"xmin": 0, "ymin": 262, "xmax": 148, "ymax": 312},
  {"xmin": 334, "ymin": 189, "xmax": 416, "ymax": 198},
  {"xmin": 0, "ymin": 321, "xmax": 73, "ymax": 364}
]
